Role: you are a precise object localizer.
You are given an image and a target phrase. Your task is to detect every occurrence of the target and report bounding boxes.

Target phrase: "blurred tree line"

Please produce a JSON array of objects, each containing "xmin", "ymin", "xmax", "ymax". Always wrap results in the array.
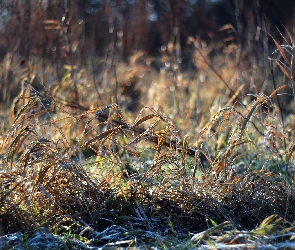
[{"xmin": 0, "ymin": 0, "xmax": 293, "ymax": 67}]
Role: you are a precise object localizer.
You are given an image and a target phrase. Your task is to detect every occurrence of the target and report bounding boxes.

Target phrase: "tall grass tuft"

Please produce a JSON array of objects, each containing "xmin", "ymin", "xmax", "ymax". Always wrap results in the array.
[{"xmin": 1, "ymin": 73, "xmax": 295, "ymax": 248}]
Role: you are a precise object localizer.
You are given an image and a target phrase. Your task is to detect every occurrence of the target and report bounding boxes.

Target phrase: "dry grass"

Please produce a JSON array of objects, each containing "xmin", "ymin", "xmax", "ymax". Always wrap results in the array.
[{"xmin": 0, "ymin": 33, "xmax": 295, "ymax": 248}]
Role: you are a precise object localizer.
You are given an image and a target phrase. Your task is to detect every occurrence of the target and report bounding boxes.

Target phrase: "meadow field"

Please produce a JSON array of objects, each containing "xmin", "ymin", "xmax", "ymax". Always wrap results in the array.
[{"xmin": 0, "ymin": 0, "xmax": 295, "ymax": 249}]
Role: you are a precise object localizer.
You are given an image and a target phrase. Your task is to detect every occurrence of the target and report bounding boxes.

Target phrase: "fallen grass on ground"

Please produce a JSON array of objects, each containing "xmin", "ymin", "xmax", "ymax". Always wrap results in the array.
[{"xmin": 1, "ymin": 77, "xmax": 295, "ymax": 249}]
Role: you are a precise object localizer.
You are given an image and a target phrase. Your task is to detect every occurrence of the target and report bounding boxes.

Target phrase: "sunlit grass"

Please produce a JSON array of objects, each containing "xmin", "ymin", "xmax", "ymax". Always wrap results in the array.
[{"xmin": 0, "ymin": 34, "xmax": 295, "ymax": 248}]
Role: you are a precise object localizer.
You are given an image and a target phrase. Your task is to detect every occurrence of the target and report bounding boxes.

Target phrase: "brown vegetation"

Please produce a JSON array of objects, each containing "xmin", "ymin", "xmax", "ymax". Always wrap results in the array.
[{"xmin": 0, "ymin": 0, "xmax": 295, "ymax": 248}]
